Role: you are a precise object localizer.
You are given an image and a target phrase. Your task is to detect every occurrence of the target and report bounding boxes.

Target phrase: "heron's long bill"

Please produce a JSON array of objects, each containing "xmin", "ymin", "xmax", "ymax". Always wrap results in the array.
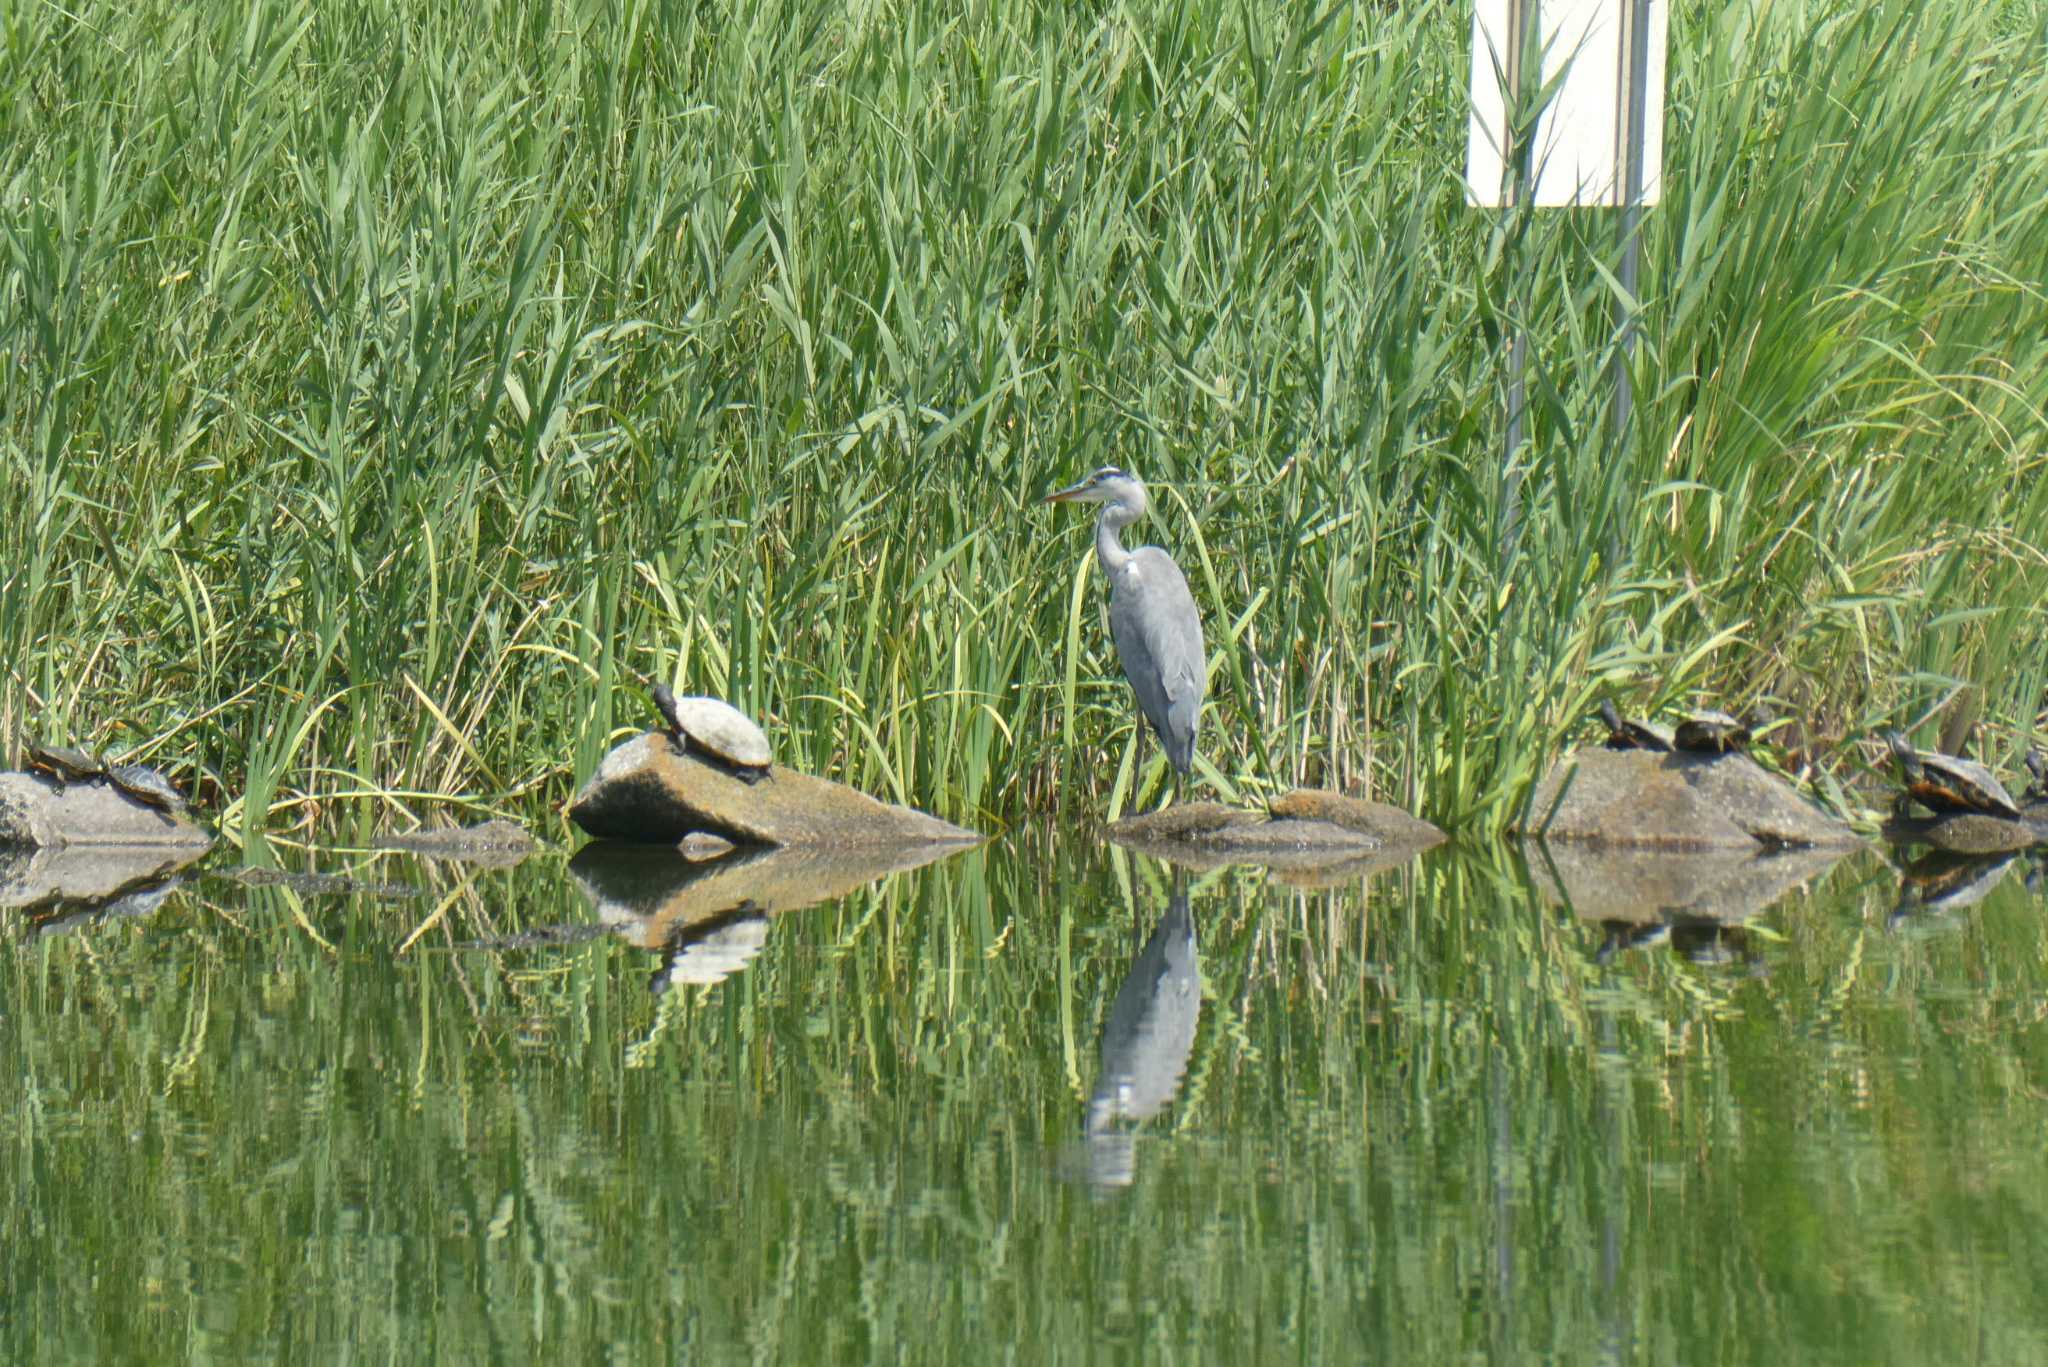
[{"xmin": 1043, "ymin": 480, "xmax": 1090, "ymax": 503}]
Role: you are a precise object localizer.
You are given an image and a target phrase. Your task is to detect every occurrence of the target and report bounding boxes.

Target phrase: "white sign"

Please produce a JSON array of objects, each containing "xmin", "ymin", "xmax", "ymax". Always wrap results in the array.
[{"xmin": 1466, "ymin": 0, "xmax": 1667, "ymax": 208}]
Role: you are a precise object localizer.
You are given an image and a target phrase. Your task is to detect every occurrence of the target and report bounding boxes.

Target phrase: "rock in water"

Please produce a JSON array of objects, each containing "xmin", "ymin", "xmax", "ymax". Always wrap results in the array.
[
  {"xmin": 1265, "ymin": 789, "xmax": 1447, "ymax": 848},
  {"xmin": 1521, "ymin": 748, "xmax": 1857, "ymax": 849},
  {"xmin": 0, "ymin": 772, "xmax": 213, "ymax": 850},
  {"xmin": 1882, "ymin": 811, "xmax": 2040, "ymax": 856},
  {"xmin": 1105, "ymin": 789, "xmax": 1444, "ymax": 873},
  {"xmin": 566, "ymin": 732, "xmax": 980, "ymax": 849}
]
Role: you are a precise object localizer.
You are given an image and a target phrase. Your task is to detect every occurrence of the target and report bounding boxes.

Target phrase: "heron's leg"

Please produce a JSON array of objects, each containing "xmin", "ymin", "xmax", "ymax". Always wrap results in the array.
[
  {"xmin": 1155, "ymin": 757, "xmax": 1181, "ymax": 813},
  {"xmin": 1132, "ymin": 719, "xmax": 1149, "ymax": 807}
]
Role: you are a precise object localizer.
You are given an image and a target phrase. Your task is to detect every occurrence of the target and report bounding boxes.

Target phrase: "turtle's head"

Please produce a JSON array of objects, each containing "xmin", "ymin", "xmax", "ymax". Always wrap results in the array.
[
  {"xmin": 1044, "ymin": 466, "xmax": 1149, "ymax": 521},
  {"xmin": 1882, "ymin": 730, "xmax": 1919, "ymax": 774},
  {"xmin": 1598, "ymin": 699, "xmax": 1624, "ymax": 732},
  {"xmin": 650, "ymin": 681, "xmax": 681, "ymax": 729}
]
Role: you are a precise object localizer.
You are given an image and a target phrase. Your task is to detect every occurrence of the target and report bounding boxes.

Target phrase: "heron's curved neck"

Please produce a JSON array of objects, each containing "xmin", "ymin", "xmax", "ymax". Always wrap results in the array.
[{"xmin": 1095, "ymin": 501, "xmax": 1141, "ymax": 576}]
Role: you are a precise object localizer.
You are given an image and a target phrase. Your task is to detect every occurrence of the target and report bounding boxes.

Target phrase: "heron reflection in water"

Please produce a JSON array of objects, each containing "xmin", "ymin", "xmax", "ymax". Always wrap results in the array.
[
  {"xmin": 1044, "ymin": 467, "xmax": 1207, "ymax": 805},
  {"xmin": 1073, "ymin": 884, "xmax": 1201, "ymax": 1190}
]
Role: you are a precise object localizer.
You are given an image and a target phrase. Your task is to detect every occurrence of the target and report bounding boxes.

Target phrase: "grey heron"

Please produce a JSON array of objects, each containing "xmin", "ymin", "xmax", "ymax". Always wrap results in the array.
[{"xmin": 1044, "ymin": 466, "xmax": 1207, "ymax": 797}]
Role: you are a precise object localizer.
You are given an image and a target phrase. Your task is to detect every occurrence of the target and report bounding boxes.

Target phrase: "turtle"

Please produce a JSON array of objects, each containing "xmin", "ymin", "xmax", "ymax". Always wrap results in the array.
[
  {"xmin": 24, "ymin": 736, "xmax": 105, "ymax": 793},
  {"xmin": 650, "ymin": 683, "xmax": 772, "ymax": 783},
  {"xmin": 1597, "ymin": 699, "xmax": 1673, "ymax": 752},
  {"xmin": 1882, "ymin": 731, "xmax": 2022, "ymax": 820},
  {"xmin": 2025, "ymin": 748, "xmax": 2048, "ymax": 801},
  {"xmin": 105, "ymin": 762, "xmax": 186, "ymax": 815},
  {"xmin": 1673, "ymin": 710, "xmax": 1751, "ymax": 756}
]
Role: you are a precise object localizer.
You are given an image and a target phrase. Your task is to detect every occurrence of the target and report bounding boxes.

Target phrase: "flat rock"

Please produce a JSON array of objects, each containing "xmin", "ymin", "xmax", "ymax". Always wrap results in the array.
[
  {"xmin": 1106, "ymin": 790, "xmax": 1444, "ymax": 872},
  {"xmin": 1526, "ymin": 841, "xmax": 1854, "ymax": 924},
  {"xmin": 567, "ymin": 733, "xmax": 981, "ymax": 849},
  {"xmin": 374, "ymin": 818, "xmax": 537, "ymax": 865},
  {"xmin": 1266, "ymin": 789, "xmax": 1447, "ymax": 848},
  {"xmin": 1882, "ymin": 811, "xmax": 2041, "ymax": 856},
  {"xmin": 1521, "ymin": 749, "xmax": 1857, "ymax": 849},
  {"xmin": 0, "ymin": 772, "xmax": 212, "ymax": 850}
]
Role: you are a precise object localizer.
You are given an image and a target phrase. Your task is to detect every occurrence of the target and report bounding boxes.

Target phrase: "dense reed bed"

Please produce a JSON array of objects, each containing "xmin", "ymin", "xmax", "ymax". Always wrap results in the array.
[{"xmin": 3, "ymin": 0, "xmax": 2044, "ymax": 838}]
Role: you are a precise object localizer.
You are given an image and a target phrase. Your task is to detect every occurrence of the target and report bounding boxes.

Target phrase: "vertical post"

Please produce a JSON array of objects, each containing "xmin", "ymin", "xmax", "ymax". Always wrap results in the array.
[
  {"xmin": 1613, "ymin": 0, "xmax": 1654, "ymax": 446},
  {"xmin": 1500, "ymin": 0, "xmax": 1538, "ymax": 558}
]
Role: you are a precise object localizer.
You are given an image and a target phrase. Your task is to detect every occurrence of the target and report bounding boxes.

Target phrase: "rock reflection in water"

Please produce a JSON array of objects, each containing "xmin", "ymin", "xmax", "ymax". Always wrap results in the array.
[
  {"xmin": 19, "ymin": 873, "xmax": 188, "ymax": 941},
  {"xmin": 1889, "ymin": 850, "xmax": 2018, "ymax": 934},
  {"xmin": 1073, "ymin": 886, "xmax": 1201, "ymax": 1190},
  {"xmin": 1530, "ymin": 841, "xmax": 1851, "ymax": 971},
  {"xmin": 552, "ymin": 840, "xmax": 971, "ymax": 993},
  {"xmin": 1592, "ymin": 920, "xmax": 1767, "ymax": 974},
  {"xmin": 1, "ymin": 842, "xmax": 209, "ymax": 940}
]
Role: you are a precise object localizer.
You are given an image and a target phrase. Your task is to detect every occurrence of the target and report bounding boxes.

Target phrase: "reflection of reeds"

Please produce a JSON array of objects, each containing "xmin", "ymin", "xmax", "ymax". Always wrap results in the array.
[
  {"xmin": 10, "ymin": 821, "xmax": 2048, "ymax": 1354},
  {"xmin": 3, "ymin": 0, "xmax": 2043, "ymax": 851}
]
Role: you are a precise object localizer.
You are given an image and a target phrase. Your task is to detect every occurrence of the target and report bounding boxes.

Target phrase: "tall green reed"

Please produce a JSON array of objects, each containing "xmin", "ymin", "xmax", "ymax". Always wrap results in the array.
[{"xmin": 1, "ymin": 0, "xmax": 2042, "ymax": 837}]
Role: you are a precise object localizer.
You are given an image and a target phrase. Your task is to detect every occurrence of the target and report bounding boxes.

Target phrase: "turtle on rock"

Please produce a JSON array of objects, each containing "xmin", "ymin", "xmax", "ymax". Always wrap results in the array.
[
  {"xmin": 106, "ymin": 762, "xmax": 187, "ymax": 816},
  {"xmin": 1674, "ymin": 710, "xmax": 1751, "ymax": 756},
  {"xmin": 650, "ymin": 683, "xmax": 772, "ymax": 784},
  {"xmin": 1882, "ymin": 731, "xmax": 2022, "ymax": 821},
  {"xmin": 1597, "ymin": 700, "xmax": 1673, "ymax": 753},
  {"xmin": 25, "ymin": 736, "xmax": 106, "ymax": 793}
]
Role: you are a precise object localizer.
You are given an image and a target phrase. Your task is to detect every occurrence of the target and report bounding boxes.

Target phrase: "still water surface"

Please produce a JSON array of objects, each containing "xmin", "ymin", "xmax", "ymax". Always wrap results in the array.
[{"xmin": 5, "ymin": 834, "xmax": 2048, "ymax": 1360}]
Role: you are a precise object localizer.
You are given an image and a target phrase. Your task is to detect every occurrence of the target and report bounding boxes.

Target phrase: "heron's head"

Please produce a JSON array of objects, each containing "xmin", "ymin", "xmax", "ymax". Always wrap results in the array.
[{"xmin": 1044, "ymin": 466, "xmax": 1149, "ymax": 517}]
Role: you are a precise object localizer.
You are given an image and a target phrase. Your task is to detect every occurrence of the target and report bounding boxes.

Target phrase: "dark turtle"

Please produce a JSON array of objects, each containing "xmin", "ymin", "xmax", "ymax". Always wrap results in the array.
[
  {"xmin": 1597, "ymin": 699, "xmax": 1673, "ymax": 752},
  {"xmin": 1674, "ymin": 710, "xmax": 1751, "ymax": 755},
  {"xmin": 1882, "ymin": 731, "xmax": 2021, "ymax": 820},
  {"xmin": 106, "ymin": 762, "xmax": 186, "ymax": 815},
  {"xmin": 650, "ymin": 683, "xmax": 772, "ymax": 782},
  {"xmin": 25, "ymin": 737, "xmax": 105, "ymax": 792}
]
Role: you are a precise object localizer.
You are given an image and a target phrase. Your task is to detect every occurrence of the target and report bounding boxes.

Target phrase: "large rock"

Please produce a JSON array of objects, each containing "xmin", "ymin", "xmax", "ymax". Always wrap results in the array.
[
  {"xmin": 566, "ymin": 733, "xmax": 980, "ymax": 848},
  {"xmin": 0, "ymin": 772, "xmax": 213, "ymax": 850},
  {"xmin": 1521, "ymin": 748, "xmax": 1857, "ymax": 849},
  {"xmin": 1106, "ymin": 789, "xmax": 1445, "ymax": 872},
  {"xmin": 1266, "ymin": 789, "xmax": 1448, "ymax": 848}
]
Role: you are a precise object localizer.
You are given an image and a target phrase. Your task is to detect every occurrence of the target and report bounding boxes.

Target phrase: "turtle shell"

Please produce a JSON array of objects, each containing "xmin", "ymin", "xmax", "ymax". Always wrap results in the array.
[
  {"xmin": 1674, "ymin": 711, "xmax": 1750, "ymax": 755},
  {"xmin": 25, "ymin": 737, "xmax": 104, "ymax": 789},
  {"xmin": 1885, "ymin": 733, "xmax": 2021, "ymax": 819},
  {"xmin": 650, "ymin": 685, "xmax": 771, "ymax": 775},
  {"xmin": 1597, "ymin": 699, "xmax": 1673, "ymax": 752},
  {"xmin": 106, "ymin": 763, "xmax": 186, "ymax": 812}
]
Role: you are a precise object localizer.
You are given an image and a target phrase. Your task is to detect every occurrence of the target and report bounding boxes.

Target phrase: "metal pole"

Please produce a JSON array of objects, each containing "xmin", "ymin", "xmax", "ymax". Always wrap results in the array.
[
  {"xmin": 1614, "ymin": 0, "xmax": 1655, "ymax": 443},
  {"xmin": 1501, "ymin": 0, "xmax": 1538, "ymax": 557}
]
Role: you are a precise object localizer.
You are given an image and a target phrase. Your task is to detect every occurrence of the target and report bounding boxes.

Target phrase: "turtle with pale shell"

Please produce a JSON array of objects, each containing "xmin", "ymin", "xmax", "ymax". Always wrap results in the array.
[{"xmin": 650, "ymin": 683, "xmax": 772, "ymax": 783}]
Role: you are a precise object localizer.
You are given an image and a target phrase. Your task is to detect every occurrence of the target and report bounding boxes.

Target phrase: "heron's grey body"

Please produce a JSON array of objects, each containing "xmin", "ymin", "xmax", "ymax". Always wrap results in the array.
[{"xmin": 1046, "ymin": 468, "xmax": 1206, "ymax": 777}]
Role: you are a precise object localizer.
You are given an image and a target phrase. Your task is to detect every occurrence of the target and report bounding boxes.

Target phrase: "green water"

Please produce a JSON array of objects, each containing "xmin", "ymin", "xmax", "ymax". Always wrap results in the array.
[{"xmin": 6, "ymin": 838, "xmax": 2048, "ymax": 1361}]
